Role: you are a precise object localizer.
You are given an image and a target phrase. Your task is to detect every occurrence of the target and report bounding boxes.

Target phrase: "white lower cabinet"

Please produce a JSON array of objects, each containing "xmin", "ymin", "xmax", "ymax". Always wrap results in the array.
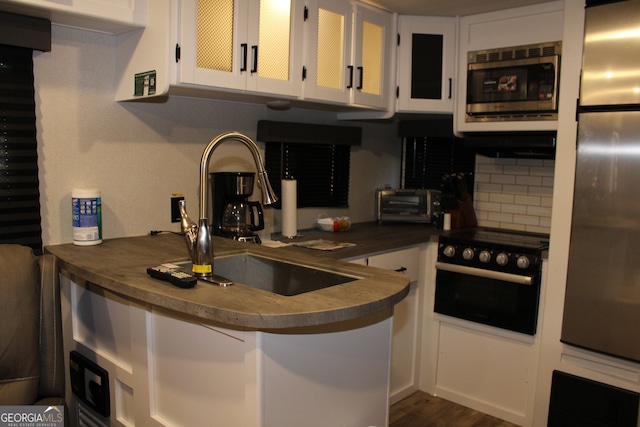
[
  {"xmin": 60, "ymin": 275, "xmax": 393, "ymax": 427},
  {"xmin": 428, "ymin": 320, "xmax": 539, "ymax": 426},
  {"xmin": 349, "ymin": 245, "xmax": 423, "ymax": 405},
  {"xmin": 388, "ymin": 280, "xmax": 419, "ymax": 404}
]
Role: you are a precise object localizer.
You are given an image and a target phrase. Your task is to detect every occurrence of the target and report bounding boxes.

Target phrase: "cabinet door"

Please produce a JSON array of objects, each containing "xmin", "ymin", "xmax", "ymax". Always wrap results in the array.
[
  {"xmin": 389, "ymin": 281, "xmax": 419, "ymax": 404},
  {"xmin": 179, "ymin": 0, "xmax": 248, "ymax": 90},
  {"xmin": 396, "ymin": 16, "xmax": 456, "ymax": 113},
  {"xmin": 179, "ymin": 0, "xmax": 302, "ymax": 96},
  {"xmin": 367, "ymin": 246, "xmax": 421, "ymax": 403},
  {"xmin": 368, "ymin": 246, "xmax": 420, "ymax": 283},
  {"xmin": 303, "ymin": 0, "xmax": 353, "ymax": 104},
  {"xmin": 352, "ymin": 4, "xmax": 392, "ymax": 109},
  {"xmin": 245, "ymin": 0, "xmax": 304, "ymax": 96}
]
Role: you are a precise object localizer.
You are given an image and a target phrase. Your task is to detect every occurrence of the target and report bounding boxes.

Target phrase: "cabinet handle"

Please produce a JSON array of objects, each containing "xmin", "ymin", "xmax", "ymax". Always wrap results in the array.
[
  {"xmin": 448, "ymin": 78, "xmax": 452, "ymax": 99},
  {"xmin": 251, "ymin": 45, "xmax": 258, "ymax": 74},
  {"xmin": 357, "ymin": 66, "xmax": 363, "ymax": 90},
  {"xmin": 347, "ymin": 65, "xmax": 354, "ymax": 89},
  {"xmin": 395, "ymin": 267, "xmax": 407, "ymax": 273},
  {"xmin": 240, "ymin": 43, "xmax": 248, "ymax": 72}
]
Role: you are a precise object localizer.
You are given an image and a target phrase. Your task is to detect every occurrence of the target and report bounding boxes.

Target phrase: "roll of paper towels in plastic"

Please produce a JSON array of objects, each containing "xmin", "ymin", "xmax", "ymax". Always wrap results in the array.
[
  {"xmin": 443, "ymin": 213, "xmax": 451, "ymax": 231},
  {"xmin": 281, "ymin": 178, "xmax": 297, "ymax": 238}
]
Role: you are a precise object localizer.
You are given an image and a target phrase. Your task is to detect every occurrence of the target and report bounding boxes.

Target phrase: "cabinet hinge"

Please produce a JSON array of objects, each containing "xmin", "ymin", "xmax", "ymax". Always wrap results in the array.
[
  {"xmin": 302, "ymin": 66, "xmax": 307, "ymax": 81},
  {"xmin": 304, "ymin": 6, "xmax": 308, "ymax": 21},
  {"xmin": 175, "ymin": 43, "xmax": 180, "ymax": 63}
]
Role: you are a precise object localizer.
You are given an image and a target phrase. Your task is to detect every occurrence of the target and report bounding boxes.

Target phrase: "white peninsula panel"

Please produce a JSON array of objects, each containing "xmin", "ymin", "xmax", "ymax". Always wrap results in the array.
[{"xmin": 61, "ymin": 276, "xmax": 393, "ymax": 427}]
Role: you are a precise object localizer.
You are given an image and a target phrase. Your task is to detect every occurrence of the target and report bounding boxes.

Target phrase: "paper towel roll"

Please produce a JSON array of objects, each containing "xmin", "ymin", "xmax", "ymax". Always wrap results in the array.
[
  {"xmin": 443, "ymin": 213, "xmax": 451, "ymax": 231},
  {"xmin": 281, "ymin": 178, "xmax": 297, "ymax": 238}
]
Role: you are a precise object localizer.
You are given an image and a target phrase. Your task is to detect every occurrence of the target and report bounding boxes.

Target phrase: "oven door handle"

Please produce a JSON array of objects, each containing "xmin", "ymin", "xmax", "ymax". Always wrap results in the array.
[{"xmin": 435, "ymin": 262, "xmax": 535, "ymax": 285}]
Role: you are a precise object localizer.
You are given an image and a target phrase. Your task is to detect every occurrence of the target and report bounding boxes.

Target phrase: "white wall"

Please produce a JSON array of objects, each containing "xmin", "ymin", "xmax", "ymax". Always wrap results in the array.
[{"xmin": 34, "ymin": 25, "xmax": 401, "ymax": 246}]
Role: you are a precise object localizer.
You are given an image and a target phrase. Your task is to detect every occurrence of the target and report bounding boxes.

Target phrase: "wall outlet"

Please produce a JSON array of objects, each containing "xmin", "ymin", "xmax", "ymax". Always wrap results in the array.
[{"xmin": 171, "ymin": 194, "xmax": 184, "ymax": 223}]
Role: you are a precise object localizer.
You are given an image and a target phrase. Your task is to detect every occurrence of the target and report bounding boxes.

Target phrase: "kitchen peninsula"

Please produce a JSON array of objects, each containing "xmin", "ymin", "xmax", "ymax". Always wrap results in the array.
[{"xmin": 47, "ymin": 223, "xmax": 438, "ymax": 427}]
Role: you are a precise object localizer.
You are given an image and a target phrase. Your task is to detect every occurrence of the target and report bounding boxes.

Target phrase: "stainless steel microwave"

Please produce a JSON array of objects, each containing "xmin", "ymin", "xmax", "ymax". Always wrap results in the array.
[{"xmin": 465, "ymin": 41, "xmax": 561, "ymax": 122}]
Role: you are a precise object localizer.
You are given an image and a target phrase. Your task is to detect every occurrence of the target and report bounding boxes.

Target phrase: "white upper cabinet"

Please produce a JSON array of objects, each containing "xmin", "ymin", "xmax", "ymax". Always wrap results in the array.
[
  {"xmin": 114, "ymin": 0, "xmax": 395, "ymax": 113},
  {"xmin": 396, "ymin": 16, "xmax": 456, "ymax": 113},
  {"xmin": 178, "ymin": 0, "xmax": 304, "ymax": 97},
  {"xmin": 0, "ymin": 0, "xmax": 147, "ymax": 33},
  {"xmin": 454, "ymin": 1, "xmax": 564, "ymax": 134},
  {"xmin": 303, "ymin": 0, "xmax": 393, "ymax": 109}
]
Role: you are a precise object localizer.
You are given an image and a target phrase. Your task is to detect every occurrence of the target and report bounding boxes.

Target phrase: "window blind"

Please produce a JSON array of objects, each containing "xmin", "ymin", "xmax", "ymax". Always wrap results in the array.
[
  {"xmin": 0, "ymin": 44, "xmax": 42, "ymax": 254},
  {"xmin": 258, "ymin": 120, "xmax": 359, "ymax": 209},
  {"xmin": 265, "ymin": 142, "xmax": 350, "ymax": 208},
  {"xmin": 402, "ymin": 136, "xmax": 475, "ymax": 197}
]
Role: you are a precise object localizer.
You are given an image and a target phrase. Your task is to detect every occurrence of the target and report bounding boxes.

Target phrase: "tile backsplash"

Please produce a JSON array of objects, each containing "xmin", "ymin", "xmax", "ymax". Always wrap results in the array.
[{"xmin": 473, "ymin": 156, "xmax": 555, "ymax": 234}]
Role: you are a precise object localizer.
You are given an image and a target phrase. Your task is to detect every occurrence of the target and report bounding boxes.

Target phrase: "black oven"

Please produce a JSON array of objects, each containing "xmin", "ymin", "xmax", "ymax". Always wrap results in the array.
[{"xmin": 434, "ymin": 230, "xmax": 548, "ymax": 335}]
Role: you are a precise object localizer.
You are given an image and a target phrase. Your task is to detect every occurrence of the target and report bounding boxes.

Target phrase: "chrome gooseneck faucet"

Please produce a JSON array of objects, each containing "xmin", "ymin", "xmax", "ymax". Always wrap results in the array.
[{"xmin": 178, "ymin": 132, "xmax": 278, "ymax": 281}]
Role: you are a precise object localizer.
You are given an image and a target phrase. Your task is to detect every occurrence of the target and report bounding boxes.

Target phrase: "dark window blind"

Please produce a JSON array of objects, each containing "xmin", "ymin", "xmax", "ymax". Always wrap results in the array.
[
  {"xmin": 265, "ymin": 142, "xmax": 350, "ymax": 208},
  {"xmin": 403, "ymin": 136, "xmax": 475, "ymax": 196},
  {"xmin": 0, "ymin": 44, "xmax": 42, "ymax": 254}
]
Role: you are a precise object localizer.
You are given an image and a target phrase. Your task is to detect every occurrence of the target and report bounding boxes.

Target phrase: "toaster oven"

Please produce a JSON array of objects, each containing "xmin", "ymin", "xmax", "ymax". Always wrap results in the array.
[{"xmin": 376, "ymin": 189, "xmax": 442, "ymax": 224}]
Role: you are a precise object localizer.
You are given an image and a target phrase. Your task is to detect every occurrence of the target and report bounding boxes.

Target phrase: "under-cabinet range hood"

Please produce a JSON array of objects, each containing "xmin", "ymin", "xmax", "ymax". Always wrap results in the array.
[{"xmin": 463, "ymin": 131, "xmax": 557, "ymax": 159}]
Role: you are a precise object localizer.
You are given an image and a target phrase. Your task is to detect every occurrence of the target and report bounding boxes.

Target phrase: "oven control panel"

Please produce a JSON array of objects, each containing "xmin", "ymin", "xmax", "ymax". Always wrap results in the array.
[{"xmin": 438, "ymin": 241, "xmax": 543, "ymax": 275}]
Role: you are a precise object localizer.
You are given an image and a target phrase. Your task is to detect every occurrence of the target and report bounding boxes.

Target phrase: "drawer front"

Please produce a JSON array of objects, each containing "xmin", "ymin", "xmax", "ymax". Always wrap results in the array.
[{"xmin": 367, "ymin": 247, "xmax": 421, "ymax": 283}]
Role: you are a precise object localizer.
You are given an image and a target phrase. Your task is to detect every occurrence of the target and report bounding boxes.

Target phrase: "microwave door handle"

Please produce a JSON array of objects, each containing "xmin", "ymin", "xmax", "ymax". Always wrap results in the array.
[{"xmin": 435, "ymin": 262, "xmax": 534, "ymax": 285}]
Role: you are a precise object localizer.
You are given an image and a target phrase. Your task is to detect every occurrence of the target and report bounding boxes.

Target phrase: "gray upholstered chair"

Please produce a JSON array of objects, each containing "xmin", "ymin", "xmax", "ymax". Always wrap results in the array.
[{"xmin": 0, "ymin": 244, "xmax": 66, "ymax": 410}]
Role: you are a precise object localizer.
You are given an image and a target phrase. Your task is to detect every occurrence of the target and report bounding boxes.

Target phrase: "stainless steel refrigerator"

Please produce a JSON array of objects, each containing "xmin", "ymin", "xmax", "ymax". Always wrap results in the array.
[{"xmin": 562, "ymin": 0, "xmax": 640, "ymax": 363}]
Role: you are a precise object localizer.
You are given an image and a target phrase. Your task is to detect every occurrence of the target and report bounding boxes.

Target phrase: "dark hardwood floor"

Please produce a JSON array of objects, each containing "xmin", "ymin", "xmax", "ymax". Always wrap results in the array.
[{"xmin": 390, "ymin": 391, "xmax": 520, "ymax": 427}]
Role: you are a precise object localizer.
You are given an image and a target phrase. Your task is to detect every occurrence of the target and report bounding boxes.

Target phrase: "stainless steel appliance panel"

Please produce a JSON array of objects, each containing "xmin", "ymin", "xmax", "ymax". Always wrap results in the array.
[
  {"xmin": 580, "ymin": 0, "xmax": 640, "ymax": 107},
  {"xmin": 465, "ymin": 41, "xmax": 561, "ymax": 122},
  {"xmin": 563, "ymin": 0, "xmax": 640, "ymax": 363},
  {"xmin": 562, "ymin": 110, "xmax": 640, "ymax": 361}
]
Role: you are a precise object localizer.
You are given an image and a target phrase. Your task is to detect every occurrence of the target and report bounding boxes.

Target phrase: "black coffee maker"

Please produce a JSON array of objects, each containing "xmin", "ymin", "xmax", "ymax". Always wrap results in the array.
[{"xmin": 210, "ymin": 172, "xmax": 264, "ymax": 243}]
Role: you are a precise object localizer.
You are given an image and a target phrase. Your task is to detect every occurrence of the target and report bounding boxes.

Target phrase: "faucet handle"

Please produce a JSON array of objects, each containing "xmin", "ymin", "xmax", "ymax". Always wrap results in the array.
[{"xmin": 178, "ymin": 200, "xmax": 198, "ymax": 258}]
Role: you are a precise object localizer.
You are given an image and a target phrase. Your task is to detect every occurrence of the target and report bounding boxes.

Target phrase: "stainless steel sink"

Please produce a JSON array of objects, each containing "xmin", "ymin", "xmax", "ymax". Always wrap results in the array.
[{"xmin": 179, "ymin": 254, "xmax": 358, "ymax": 296}]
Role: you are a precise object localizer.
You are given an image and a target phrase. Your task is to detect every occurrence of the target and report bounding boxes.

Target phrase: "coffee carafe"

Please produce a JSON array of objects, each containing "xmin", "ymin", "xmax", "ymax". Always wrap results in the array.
[
  {"xmin": 211, "ymin": 172, "xmax": 264, "ymax": 243},
  {"xmin": 221, "ymin": 200, "xmax": 264, "ymax": 238}
]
